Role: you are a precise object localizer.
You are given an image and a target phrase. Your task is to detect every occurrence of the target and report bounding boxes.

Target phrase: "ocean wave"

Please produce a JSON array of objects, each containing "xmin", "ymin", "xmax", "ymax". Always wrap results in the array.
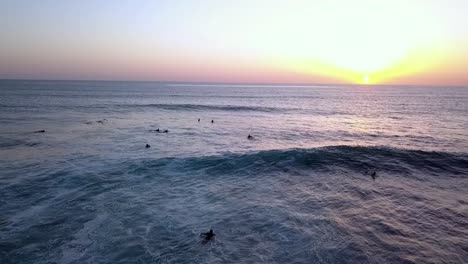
[
  {"xmin": 2, "ymin": 145, "xmax": 467, "ymax": 264},
  {"xmin": 118, "ymin": 103, "xmax": 284, "ymax": 112},
  {"xmin": 0, "ymin": 136, "xmax": 42, "ymax": 148},
  {"xmin": 141, "ymin": 146, "xmax": 468, "ymax": 178}
]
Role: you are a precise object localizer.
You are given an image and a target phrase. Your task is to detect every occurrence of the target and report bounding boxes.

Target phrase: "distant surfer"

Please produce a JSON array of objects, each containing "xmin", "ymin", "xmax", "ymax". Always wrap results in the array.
[
  {"xmin": 371, "ymin": 171, "xmax": 376, "ymax": 181},
  {"xmin": 198, "ymin": 118, "xmax": 200, "ymax": 122},
  {"xmin": 163, "ymin": 129, "xmax": 169, "ymax": 133},
  {"xmin": 33, "ymin": 130, "xmax": 46, "ymax": 133},
  {"xmin": 211, "ymin": 120, "xmax": 214, "ymax": 124},
  {"xmin": 155, "ymin": 128, "xmax": 160, "ymax": 132},
  {"xmin": 201, "ymin": 229, "xmax": 215, "ymax": 241},
  {"xmin": 145, "ymin": 144, "xmax": 151, "ymax": 148},
  {"xmin": 247, "ymin": 134, "xmax": 253, "ymax": 140}
]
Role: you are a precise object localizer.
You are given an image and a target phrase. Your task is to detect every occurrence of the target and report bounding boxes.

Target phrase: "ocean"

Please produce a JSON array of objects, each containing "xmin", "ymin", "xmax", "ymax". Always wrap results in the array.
[{"xmin": 0, "ymin": 80, "xmax": 467, "ymax": 263}]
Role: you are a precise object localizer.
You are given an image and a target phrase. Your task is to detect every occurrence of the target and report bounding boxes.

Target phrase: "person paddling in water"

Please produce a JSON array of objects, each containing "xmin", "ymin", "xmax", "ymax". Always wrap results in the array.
[
  {"xmin": 371, "ymin": 171, "xmax": 377, "ymax": 181},
  {"xmin": 201, "ymin": 229, "xmax": 215, "ymax": 241}
]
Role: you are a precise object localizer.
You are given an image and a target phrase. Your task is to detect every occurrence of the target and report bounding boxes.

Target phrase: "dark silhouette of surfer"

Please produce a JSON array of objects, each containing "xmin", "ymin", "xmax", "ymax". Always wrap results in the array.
[
  {"xmin": 198, "ymin": 118, "xmax": 200, "ymax": 122},
  {"xmin": 151, "ymin": 128, "xmax": 168, "ymax": 133},
  {"xmin": 247, "ymin": 134, "xmax": 253, "ymax": 140},
  {"xmin": 33, "ymin": 130, "xmax": 46, "ymax": 133},
  {"xmin": 201, "ymin": 229, "xmax": 215, "ymax": 242},
  {"xmin": 211, "ymin": 120, "xmax": 214, "ymax": 124},
  {"xmin": 371, "ymin": 171, "xmax": 377, "ymax": 181},
  {"xmin": 145, "ymin": 144, "xmax": 151, "ymax": 148}
]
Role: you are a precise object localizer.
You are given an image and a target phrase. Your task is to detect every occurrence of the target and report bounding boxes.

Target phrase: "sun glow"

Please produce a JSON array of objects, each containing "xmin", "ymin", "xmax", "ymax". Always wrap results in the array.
[
  {"xmin": 363, "ymin": 75, "xmax": 370, "ymax": 84},
  {"xmin": 231, "ymin": 0, "xmax": 449, "ymax": 84}
]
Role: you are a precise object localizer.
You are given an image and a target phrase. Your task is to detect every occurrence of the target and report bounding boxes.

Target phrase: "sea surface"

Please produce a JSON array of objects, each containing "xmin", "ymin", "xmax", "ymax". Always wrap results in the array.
[{"xmin": 0, "ymin": 80, "xmax": 467, "ymax": 264}]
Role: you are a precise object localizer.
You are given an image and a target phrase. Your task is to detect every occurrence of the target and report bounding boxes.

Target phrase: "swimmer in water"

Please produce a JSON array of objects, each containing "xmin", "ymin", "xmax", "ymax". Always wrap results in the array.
[{"xmin": 201, "ymin": 229, "xmax": 215, "ymax": 241}]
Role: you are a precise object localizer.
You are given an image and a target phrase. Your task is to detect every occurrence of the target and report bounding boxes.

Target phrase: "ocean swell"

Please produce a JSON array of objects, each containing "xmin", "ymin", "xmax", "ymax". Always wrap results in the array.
[
  {"xmin": 1, "ymin": 145, "xmax": 467, "ymax": 264},
  {"xmin": 137, "ymin": 146, "xmax": 468, "ymax": 178},
  {"xmin": 117, "ymin": 103, "xmax": 282, "ymax": 112}
]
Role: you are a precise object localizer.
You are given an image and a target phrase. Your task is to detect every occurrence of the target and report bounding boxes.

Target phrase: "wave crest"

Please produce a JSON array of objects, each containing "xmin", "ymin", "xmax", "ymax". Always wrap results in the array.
[
  {"xmin": 119, "ymin": 103, "xmax": 281, "ymax": 112},
  {"xmin": 140, "ymin": 146, "xmax": 468, "ymax": 178}
]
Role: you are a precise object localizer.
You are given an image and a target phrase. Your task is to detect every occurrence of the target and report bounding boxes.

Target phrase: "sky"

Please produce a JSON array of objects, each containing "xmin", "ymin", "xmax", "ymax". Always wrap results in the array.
[{"xmin": 1, "ymin": 0, "xmax": 467, "ymax": 85}]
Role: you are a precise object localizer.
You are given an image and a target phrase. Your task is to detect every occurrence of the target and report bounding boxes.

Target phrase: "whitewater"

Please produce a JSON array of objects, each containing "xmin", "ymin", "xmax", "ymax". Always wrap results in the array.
[{"xmin": 0, "ymin": 80, "xmax": 467, "ymax": 263}]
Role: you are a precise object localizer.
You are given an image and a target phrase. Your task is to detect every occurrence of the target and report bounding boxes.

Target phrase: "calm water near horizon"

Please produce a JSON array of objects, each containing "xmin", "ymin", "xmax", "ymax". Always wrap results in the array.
[{"xmin": 1, "ymin": 80, "xmax": 467, "ymax": 263}]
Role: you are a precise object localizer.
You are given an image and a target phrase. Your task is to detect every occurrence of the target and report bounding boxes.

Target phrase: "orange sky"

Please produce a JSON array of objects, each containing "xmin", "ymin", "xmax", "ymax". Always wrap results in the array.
[{"xmin": 0, "ymin": 1, "xmax": 467, "ymax": 86}]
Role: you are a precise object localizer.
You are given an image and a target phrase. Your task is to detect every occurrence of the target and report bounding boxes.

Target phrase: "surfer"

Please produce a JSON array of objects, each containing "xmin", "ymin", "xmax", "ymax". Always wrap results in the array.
[
  {"xmin": 247, "ymin": 134, "xmax": 253, "ymax": 139},
  {"xmin": 163, "ymin": 129, "xmax": 169, "ymax": 133},
  {"xmin": 33, "ymin": 130, "xmax": 46, "ymax": 133},
  {"xmin": 201, "ymin": 229, "xmax": 215, "ymax": 241},
  {"xmin": 211, "ymin": 120, "xmax": 214, "ymax": 124},
  {"xmin": 145, "ymin": 144, "xmax": 151, "ymax": 148},
  {"xmin": 371, "ymin": 171, "xmax": 376, "ymax": 181},
  {"xmin": 198, "ymin": 118, "xmax": 200, "ymax": 122}
]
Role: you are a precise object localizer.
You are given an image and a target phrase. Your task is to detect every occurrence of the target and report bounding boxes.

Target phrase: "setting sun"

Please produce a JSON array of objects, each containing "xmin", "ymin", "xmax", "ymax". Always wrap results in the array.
[{"xmin": 364, "ymin": 75, "xmax": 370, "ymax": 84}]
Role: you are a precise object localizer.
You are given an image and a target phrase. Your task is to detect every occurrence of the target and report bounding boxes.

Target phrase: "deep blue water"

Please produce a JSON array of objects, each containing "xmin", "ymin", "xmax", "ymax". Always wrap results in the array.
[{"xmin": 0, "ymin": 80, "xmax": 467, "ymax": 263}]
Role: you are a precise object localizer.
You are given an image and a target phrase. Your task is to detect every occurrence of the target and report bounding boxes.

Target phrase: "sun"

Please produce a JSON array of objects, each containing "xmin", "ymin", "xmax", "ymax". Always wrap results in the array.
[{"xmin": 363, "ymin": 75, "xmax": 370, "ymax": 84}]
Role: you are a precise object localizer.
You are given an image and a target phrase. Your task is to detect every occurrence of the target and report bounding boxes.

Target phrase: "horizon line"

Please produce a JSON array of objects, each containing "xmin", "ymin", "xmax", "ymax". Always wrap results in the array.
[{"xmin": 0, "ymin": 78, "xmax": 466, "ymax": 89}]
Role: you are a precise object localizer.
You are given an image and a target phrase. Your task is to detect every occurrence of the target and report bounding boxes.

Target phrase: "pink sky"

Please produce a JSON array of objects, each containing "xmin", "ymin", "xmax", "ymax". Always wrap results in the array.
[{"xmin": 1, "ymin": 1, "xmax": 467, "ymax": 86}]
